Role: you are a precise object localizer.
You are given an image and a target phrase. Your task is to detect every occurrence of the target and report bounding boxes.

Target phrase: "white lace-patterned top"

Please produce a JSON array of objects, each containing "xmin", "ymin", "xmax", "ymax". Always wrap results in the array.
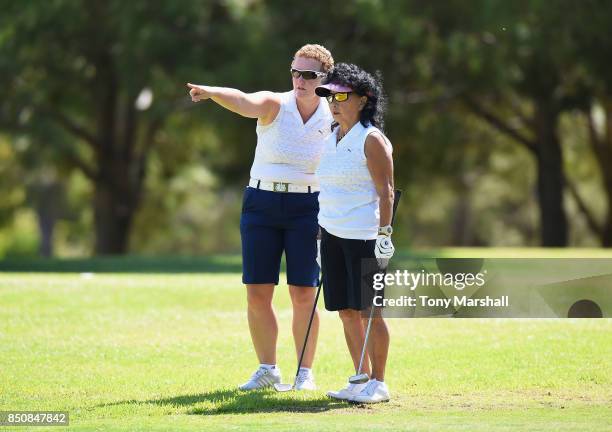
[
  {"xmin": 316, "ymin": 122, "xmax": 392, "ymax": 240},
  {"xmin": 250, "ymin": 91, "xmax": 333, "ymax": 186}
]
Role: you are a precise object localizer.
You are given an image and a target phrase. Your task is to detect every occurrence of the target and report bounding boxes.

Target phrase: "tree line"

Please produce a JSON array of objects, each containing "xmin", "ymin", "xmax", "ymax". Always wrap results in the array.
[{"xmin": 1, "ymin": 0, "xmax": 611, "ymax": 255}]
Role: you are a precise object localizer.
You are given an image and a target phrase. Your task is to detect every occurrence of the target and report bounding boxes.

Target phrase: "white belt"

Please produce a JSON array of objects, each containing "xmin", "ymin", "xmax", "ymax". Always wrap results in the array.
[{"xmin": 249, "ymin": 178, "xmax": 319, "ymax": 193}]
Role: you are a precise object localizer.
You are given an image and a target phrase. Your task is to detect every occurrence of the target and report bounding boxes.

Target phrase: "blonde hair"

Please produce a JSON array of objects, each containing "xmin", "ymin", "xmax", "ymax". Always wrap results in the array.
[{"xmin": 294, "ymin": 44, "xmax": 334, "ymax": 72}]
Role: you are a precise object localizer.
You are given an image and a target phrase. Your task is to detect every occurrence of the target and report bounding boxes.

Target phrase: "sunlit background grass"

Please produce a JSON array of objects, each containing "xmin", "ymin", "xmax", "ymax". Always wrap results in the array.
[{"xmin": 1, "ymin": 251, "xmax": 611, "ymax": 431}]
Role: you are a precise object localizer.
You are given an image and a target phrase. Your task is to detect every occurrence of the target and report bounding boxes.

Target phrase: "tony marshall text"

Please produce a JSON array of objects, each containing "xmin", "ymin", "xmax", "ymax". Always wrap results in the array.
[{"xmin": 374, "ymin": 295, "xmax": 509, "ymax": 308}]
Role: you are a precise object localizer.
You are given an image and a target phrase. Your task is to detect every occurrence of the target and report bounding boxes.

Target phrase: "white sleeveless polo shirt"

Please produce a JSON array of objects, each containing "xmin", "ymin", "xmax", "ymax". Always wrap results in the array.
[
  {"xmin": 250, "ymin": 91, "xmax": 333, "ymax": 186},
  {"xmin": 316, "ymin": 122, "xmax": 392, "ymax": 240}
]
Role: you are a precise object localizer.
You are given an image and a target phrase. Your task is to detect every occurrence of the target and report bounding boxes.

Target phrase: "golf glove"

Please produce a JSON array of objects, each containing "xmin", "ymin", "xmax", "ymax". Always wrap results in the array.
[
  {"xmin": 375, "ymin": 234, "xmax": 395, "ymax": 269},
  {"xmin": 316, "ymin": 239, "xmax": 321, "ymax": 268}
]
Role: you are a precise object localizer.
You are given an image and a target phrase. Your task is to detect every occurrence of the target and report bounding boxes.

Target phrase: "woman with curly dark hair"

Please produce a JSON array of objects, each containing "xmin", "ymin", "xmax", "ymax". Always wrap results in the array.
[{"xmin": 315, "ymin": 63, "xmax": 395, "ymax": 403}]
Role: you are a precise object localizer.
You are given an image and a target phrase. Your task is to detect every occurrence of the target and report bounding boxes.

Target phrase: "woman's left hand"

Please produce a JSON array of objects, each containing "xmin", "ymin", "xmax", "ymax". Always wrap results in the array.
[{"xmin": 375, "ymin": 235, "xmax": 395, "ymax": 268}]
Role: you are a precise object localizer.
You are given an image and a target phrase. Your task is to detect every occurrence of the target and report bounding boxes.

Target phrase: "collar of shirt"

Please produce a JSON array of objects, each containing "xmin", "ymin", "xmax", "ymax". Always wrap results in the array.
[{"xmin": 287, "ymin": 90, "xmax": 329, "ymax": 126}]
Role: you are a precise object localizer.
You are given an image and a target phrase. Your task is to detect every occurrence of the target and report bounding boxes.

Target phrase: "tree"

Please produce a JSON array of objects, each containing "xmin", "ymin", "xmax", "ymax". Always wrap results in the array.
[
  {"xmin": 0, "ymin": 0, "xmax": 253, "ymax": 254},
  {"xmin": 265, "ymin": 0, "xmax": 577, "ymax": 246},
  {"xmin": 427, "ymin": 0, "xmax": 583, "ymax": 247},
  {"xmin": 564, "ymin": 0, "xmax": 612, "ymax": 246}
]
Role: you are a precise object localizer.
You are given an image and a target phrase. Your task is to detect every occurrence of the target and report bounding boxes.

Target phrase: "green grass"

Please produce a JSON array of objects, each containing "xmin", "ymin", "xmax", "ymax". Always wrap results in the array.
[{"xmin": 1, "ymin": 253, "xmax": 611, "ymax": 431}]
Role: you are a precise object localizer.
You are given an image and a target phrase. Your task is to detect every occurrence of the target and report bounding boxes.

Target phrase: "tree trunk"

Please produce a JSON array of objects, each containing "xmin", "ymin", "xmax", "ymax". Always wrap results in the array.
[
  {"xmin": 534, "ymin": 100, "xmax": 568, "ymax": 247},
  {"xmin": 93, "ymin": 178, "xmax": 136, "ymax": 255},
  {"xmin": 92, "ymin": 144, "xmax": 145, "ymax": 254},
  {"xmin": 602, "ymin": 209, "xmax": 612, "ymax": 247},
  {"xmin": 90, "ymin": 115, "xmax": 150, "ymax": 254},
  {"xmin": 598, "ymin": 102, "xmax": 612, "ymax": 247},
  {"xmin": 451, "ymin": 173, "xmax": 473, "ymax": 246},
  {"xmin": 29, "ymin": 179, "xmax": 65, "ymax": 258},
  {"xmin": 90, "ymin": 61, "xmax": 147, "ymax": 254},
  {"xmin": 37, "ymin": 210, "xmax": 56, "ymax": 257},
  {"xmin": 599, "ymin": 154, "xmax": 612, "ymax": 247}
]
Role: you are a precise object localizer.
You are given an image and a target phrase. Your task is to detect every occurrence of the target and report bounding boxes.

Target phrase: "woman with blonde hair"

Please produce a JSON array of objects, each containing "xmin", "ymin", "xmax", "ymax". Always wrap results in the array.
[{"xmin": 187, "ymin": 44, "xmax": 334, "ymax": 391}]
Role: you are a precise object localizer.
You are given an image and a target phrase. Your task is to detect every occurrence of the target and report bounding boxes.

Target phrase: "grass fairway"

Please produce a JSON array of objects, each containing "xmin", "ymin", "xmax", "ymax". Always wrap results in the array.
[{"xmin": 1, "ymin": 253, "xmax": 611, "ymax": 431}]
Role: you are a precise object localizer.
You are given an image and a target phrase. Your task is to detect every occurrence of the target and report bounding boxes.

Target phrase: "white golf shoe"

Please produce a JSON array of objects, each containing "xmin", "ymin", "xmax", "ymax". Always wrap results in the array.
[
  {"xmin": 326, "ymin": 382, "xmax": 368, "ymax": 400},
  {"xmin": 349, "ymin": 379, "xmax": 390, "ymax": 404},
  {"xmin": 294, "ymin": 368, "xmax": 316, "ymax": 390},
  {"xmin": 238, "ymin": 366, "xmax": 282, "ymax": 391}
]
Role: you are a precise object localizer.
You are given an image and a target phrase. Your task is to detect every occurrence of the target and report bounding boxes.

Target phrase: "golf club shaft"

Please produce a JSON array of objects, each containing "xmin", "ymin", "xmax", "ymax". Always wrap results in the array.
[
  {"xmin": 354, "ymin": 189, "xmax": 402, "ymax": 377},
  {"xmin": 293, "ymin": 276, "xmax": 323, "ymax": 384},
  {"xmin": 356, "ymin": 297, "xmax": 376, "ymax": 375}
]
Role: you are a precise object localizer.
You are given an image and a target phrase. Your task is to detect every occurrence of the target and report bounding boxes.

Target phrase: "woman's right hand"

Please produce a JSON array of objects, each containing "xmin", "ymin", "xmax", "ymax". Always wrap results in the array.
[
  {"xmin": 184, "ymin": 84, "xmax": 280, "ymax": 122},
  {"xmin": 186, "ymin": 83, "xmax": 210, "ymax": 102}
]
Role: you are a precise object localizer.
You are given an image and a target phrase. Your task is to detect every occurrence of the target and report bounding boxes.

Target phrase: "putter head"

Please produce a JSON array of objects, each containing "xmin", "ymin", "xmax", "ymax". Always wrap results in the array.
[
  {"xmin": 348, "ymin": 373, "xmax": 370, "ymax": 384},
  {"xmin": 273, "ymin": 382, "xmax": 294, "ymax": 392}
]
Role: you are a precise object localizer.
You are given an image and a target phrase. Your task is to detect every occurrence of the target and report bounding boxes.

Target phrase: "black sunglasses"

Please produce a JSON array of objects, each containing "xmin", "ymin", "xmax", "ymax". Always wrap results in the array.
[{"xmin": 290, "ymin": 68, "xmax": 326, "ymax": 80}]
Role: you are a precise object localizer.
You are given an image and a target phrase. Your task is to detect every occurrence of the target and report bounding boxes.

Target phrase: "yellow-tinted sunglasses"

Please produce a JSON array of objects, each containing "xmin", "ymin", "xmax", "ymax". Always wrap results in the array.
[{"xmin": 325, "ymin": 92, "xmax": 351, "ymax": 103}]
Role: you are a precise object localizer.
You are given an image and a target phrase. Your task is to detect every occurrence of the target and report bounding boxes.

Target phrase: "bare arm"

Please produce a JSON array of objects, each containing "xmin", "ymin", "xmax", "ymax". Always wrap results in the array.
[
  {"xmin": 186, "ymin": 83, "xmax": 281, "ymax": 125},
  {"xmin": 365, "ymin": 132, "xmax": 395, "ymax": 227}
]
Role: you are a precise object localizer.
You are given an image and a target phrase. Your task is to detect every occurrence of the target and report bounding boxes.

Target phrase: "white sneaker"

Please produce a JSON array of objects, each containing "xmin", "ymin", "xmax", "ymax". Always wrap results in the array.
[
  {"xmin": 294, "ymin": 368, "xmax": 316, "ymax": 390},
  {"xmin": 238, "ymin": 366, "xmax": 281, "ymax": 391},
  {"xmin": 327, "ymin": 382, "xmax": 368, "ymax": 400},
  {"xmin": 349, "ymin": 380, "xmax": 390, "ymax": 404}
]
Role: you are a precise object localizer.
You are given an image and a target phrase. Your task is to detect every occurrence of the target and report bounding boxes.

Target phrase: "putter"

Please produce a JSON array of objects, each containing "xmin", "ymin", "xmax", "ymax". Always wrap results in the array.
[
  {"xmin": 349, "ymin": 298, "xmax": 377, "ymax": 384},
  {"xmin": 274, "ymin": 272, "xmax": 323, "ymax": 392},
  {"xmin": 349, "ymin": 189, "xmax": 402, "ymax": 385}
]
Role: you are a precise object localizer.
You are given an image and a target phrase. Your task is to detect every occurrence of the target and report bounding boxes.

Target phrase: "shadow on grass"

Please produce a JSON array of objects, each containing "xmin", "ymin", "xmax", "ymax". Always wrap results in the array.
[
  {"xmin": 96, "ymin": 388, "xmax": 351, "ymax": 414},
  {"xmin": 0, "ymin": 255, "xmax": 244, "ymax": 273}
]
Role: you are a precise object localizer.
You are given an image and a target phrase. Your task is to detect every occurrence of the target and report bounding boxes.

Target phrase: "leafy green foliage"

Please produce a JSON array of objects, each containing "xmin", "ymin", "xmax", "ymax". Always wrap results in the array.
[{"xmin": 1, "ymin": 0, "xmax": 612, "ymax": 254}]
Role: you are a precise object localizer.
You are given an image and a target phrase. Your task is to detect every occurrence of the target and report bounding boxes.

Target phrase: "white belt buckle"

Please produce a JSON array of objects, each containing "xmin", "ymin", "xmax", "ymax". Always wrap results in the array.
[{"xmin": 273, "ymin": 182, "xmax": 289, "ymax": 192}]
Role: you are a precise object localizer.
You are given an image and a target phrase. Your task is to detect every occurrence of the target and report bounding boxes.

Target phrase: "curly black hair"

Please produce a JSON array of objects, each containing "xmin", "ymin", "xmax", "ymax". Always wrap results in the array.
[{"xmin": 322, "ymin": 63, "xmax": 387, "ymax": 131}]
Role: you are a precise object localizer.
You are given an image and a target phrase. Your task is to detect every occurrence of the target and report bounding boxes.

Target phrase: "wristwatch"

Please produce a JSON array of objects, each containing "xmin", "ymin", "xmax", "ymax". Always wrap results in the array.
[{"xmin": 378, "ymin": 225, "xmax": 393, "ymax": 236}]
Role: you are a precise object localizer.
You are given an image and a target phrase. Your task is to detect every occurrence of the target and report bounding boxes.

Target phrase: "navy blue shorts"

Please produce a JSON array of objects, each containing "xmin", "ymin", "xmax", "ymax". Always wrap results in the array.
[{"xmin": 240, "ymin": 186, "xmax": 320, "ymax": 286}]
